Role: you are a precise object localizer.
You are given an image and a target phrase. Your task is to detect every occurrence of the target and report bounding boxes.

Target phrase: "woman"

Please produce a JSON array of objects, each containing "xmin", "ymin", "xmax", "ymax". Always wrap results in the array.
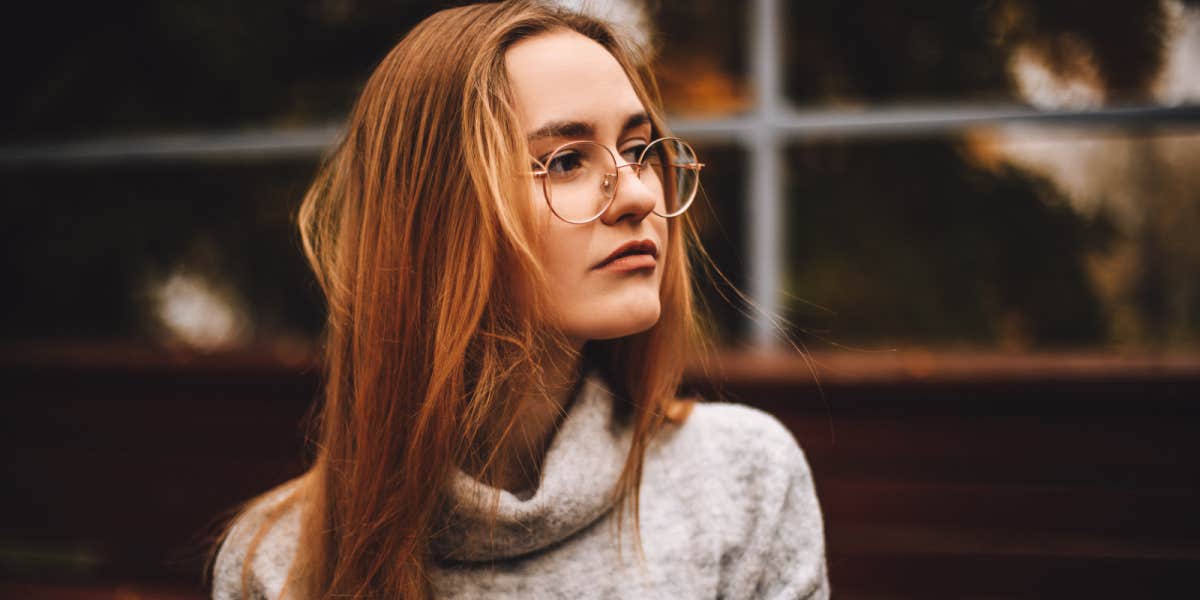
[{"xmin": 210, "ymin": 1, "xmax": 828, "ymax": 598}]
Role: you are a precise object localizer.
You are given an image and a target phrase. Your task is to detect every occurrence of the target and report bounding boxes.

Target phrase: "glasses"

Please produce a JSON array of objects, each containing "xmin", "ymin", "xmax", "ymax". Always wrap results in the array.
[{"xmin": 530, "ymin": 137, "xmax": 704, "ymax": 224}]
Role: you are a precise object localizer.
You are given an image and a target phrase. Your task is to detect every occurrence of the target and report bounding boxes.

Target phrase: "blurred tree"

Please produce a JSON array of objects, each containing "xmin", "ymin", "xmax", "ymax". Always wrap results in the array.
[
  {"xmin": 784, "ymin": 140, "xmax": 1113, "ymax": 348},
  {"xmin": 780, "ymin": 0, "xmax": 1177, "ymax": 104},
  {"xmin": 1, "ymin": 0, "xmax": 454, "ymax": 140}
]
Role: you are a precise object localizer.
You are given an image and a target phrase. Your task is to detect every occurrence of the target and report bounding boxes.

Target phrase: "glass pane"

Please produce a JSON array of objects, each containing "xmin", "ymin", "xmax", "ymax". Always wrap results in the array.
[
  {"xmin": 687, "ymin": 143, "xmax": 748, "ymax": 344},
  {"xmin": 3, "ymin": 2, "xmax": 449, "ymax": 141},
  {"xmin": 1, "ymin": 161, "xmax": 323, "ymax": 350},
  {"xmin": 653, "ymin": 0, "xmax": 750, "ymax": 116},
  {"xmin": 783, "ymin": 130, "xmax": 1200, "ymax": 351},
  {"xmin": 783, "ymin": 0, "xmax": 1194, "ymax": 108}
]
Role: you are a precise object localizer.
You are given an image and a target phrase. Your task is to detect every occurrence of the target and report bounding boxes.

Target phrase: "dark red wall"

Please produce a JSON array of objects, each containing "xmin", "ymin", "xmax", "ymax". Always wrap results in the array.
[{"xmin": 3, "ymin": 350, "xmax": 1198, "ymax": 598}]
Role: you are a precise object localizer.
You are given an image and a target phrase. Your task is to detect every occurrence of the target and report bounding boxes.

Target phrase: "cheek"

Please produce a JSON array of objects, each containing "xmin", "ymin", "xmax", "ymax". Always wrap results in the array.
[
  {"xmin": 527, "ymin": 183, "xmax": 670, "ymax": 342},
  {"xmin": 532, "ymin": 189, "xmax": 583, "ymax": 282},
  {"xmin": 652, "ymin": 217, "xmax": 670, "ymax": 259},
  {"xmin": 542, "ymin": 222, "xmax": 670, "ymax": 343},
  {"xmin": 532, "ymin": 196, "xmax": 596, "ymax": 319}
]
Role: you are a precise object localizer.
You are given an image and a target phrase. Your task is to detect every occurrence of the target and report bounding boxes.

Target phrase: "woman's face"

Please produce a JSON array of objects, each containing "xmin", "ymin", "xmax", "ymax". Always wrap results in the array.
[{"xmin": 506, "ymin": 30, "xmax": 668, "ymax": 348}]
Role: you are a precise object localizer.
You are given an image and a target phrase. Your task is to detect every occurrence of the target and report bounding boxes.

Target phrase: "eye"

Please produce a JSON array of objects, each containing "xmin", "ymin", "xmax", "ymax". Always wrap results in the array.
[
  {"xmin": 546, "ymin": 150, "xmax": 584, "ymax": 177},
  {"xmin": 620, "ymin": 143, "xmax": 648, "ymax": 164}
]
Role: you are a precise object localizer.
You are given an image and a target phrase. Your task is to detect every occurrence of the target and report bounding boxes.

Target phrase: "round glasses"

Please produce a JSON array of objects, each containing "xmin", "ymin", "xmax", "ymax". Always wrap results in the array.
[{"xmin": 530, "ymin": 137, "xmax": 704, "ymax": 224}]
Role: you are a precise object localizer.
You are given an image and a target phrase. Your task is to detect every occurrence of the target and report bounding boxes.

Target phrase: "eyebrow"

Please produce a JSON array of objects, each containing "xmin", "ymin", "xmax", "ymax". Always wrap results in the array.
[{"xmin": 526, "ymin": 111, "xmax": 651, "ymax": 143}]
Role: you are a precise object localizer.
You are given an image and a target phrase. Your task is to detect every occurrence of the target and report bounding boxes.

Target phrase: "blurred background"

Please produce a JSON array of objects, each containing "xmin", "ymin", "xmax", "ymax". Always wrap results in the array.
[{"xmin": 2, "ymin": 0, "xmax": 1198, "ymax": 597}]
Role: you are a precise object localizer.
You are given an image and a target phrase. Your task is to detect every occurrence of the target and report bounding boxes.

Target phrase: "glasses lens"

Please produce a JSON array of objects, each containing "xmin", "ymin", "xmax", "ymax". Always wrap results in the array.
[
  {"xmin": 640, "ymin": 138, "xmax": 700, "ymax": 218},
  {"xmin": 541, "ymin": 141, "xmax": 617, "ymax": 223}
]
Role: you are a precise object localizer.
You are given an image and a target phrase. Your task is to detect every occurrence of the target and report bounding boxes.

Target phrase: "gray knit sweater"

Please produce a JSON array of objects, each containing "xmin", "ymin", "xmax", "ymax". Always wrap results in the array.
[{"xmin": 212, "ymin": 375, "xmax": 829, "ymax": 599}]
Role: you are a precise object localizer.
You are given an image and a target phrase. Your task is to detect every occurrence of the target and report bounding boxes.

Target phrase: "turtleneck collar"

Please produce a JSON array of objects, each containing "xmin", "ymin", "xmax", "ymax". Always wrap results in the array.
[{"xmin": 431, "ymin": 373, "xmax": 632, "ymax": 562}]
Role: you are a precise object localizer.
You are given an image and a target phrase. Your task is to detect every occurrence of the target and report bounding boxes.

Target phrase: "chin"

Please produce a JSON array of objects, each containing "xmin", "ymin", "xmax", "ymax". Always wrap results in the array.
[{"xmin": 566, "ymin": 298, "xmax": 662, "ymax": 341}]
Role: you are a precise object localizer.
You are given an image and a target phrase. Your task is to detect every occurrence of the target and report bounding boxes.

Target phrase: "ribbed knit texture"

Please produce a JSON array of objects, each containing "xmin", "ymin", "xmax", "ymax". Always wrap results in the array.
[{"xmin": 212, "ymin": 374, "xmax": 829, "ymax": 599}]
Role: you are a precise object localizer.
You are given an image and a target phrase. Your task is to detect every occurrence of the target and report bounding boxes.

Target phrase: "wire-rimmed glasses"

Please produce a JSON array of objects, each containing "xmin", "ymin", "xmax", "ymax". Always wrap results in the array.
[{"xmin": 530, "ymin": 137, "xmax": 704, "ymax": 224}]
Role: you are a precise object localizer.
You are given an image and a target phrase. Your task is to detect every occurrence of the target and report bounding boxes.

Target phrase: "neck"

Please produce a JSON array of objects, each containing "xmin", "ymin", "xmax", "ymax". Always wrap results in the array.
[{"xmin": 473, "ymin": 344, "xmax": 585, "ymax": 495}]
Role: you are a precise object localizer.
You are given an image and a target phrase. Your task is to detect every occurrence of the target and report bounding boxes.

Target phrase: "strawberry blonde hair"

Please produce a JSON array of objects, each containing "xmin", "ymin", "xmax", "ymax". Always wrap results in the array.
[{"xmin": 211, "ymin": 1, "xmax": 709, "ymax": 597}]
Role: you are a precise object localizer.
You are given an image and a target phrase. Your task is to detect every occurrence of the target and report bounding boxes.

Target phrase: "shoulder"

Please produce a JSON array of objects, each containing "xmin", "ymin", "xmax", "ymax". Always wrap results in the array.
[
  {"xmin": 655, "ymin": 399, "xmax": 817, "ymax": 505},
  {"xmin": 212, "ymin": 479, "xmax": 305, "ymax": 600},
  {"xmin": 683, "ymin": 400, "xmax": 811, "ymax": 472},
  {"xmin": 668, "ymin": 402, "xmax": 829, "ymax": 597}
]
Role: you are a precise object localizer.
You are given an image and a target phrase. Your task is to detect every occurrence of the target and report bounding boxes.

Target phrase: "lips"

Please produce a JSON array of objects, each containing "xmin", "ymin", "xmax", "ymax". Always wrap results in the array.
[{"xmin": 594, "ymin": 239, "xmax": 659, "ymax": 270}]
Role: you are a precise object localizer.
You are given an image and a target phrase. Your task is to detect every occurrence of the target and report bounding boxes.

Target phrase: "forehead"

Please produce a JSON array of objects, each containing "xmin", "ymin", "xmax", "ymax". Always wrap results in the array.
[{"xmin": 504, "ymin": 29, "xmax": 645, "ymax": 134}]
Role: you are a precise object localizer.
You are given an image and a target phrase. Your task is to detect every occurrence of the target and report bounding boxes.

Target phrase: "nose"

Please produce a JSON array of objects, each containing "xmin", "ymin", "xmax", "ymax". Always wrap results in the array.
[{"xmin": 599, "ymin": 162, "xmax": 658, "ymax": 226}]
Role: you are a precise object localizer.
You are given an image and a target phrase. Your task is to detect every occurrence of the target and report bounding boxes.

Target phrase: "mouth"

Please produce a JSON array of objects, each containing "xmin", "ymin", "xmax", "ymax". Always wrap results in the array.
[{"xmin": 593, "ymin": 239, "xmax": 659, "ymax": 271}]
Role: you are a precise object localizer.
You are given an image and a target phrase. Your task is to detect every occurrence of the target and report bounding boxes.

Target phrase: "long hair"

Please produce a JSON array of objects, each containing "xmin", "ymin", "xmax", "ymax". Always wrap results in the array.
[{"xmin": 211, "ymin": 1, "xmax": 708, "ymax": 597}]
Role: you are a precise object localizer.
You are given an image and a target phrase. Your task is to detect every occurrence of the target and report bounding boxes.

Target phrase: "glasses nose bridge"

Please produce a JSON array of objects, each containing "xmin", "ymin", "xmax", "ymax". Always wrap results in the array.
[
  {"xmin": 615, "ymin": 161, "xmax": 643, "ymax": 176},
  {"xmin": 600, "ymin": 160, "xmax": 645, "ymax": 198}
]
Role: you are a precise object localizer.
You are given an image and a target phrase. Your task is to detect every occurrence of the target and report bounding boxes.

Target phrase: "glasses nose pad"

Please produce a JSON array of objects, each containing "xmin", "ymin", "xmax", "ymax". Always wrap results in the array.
[{"xmin": 601, "ymin": 172, "xmax": 617, "ymax": 198}]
